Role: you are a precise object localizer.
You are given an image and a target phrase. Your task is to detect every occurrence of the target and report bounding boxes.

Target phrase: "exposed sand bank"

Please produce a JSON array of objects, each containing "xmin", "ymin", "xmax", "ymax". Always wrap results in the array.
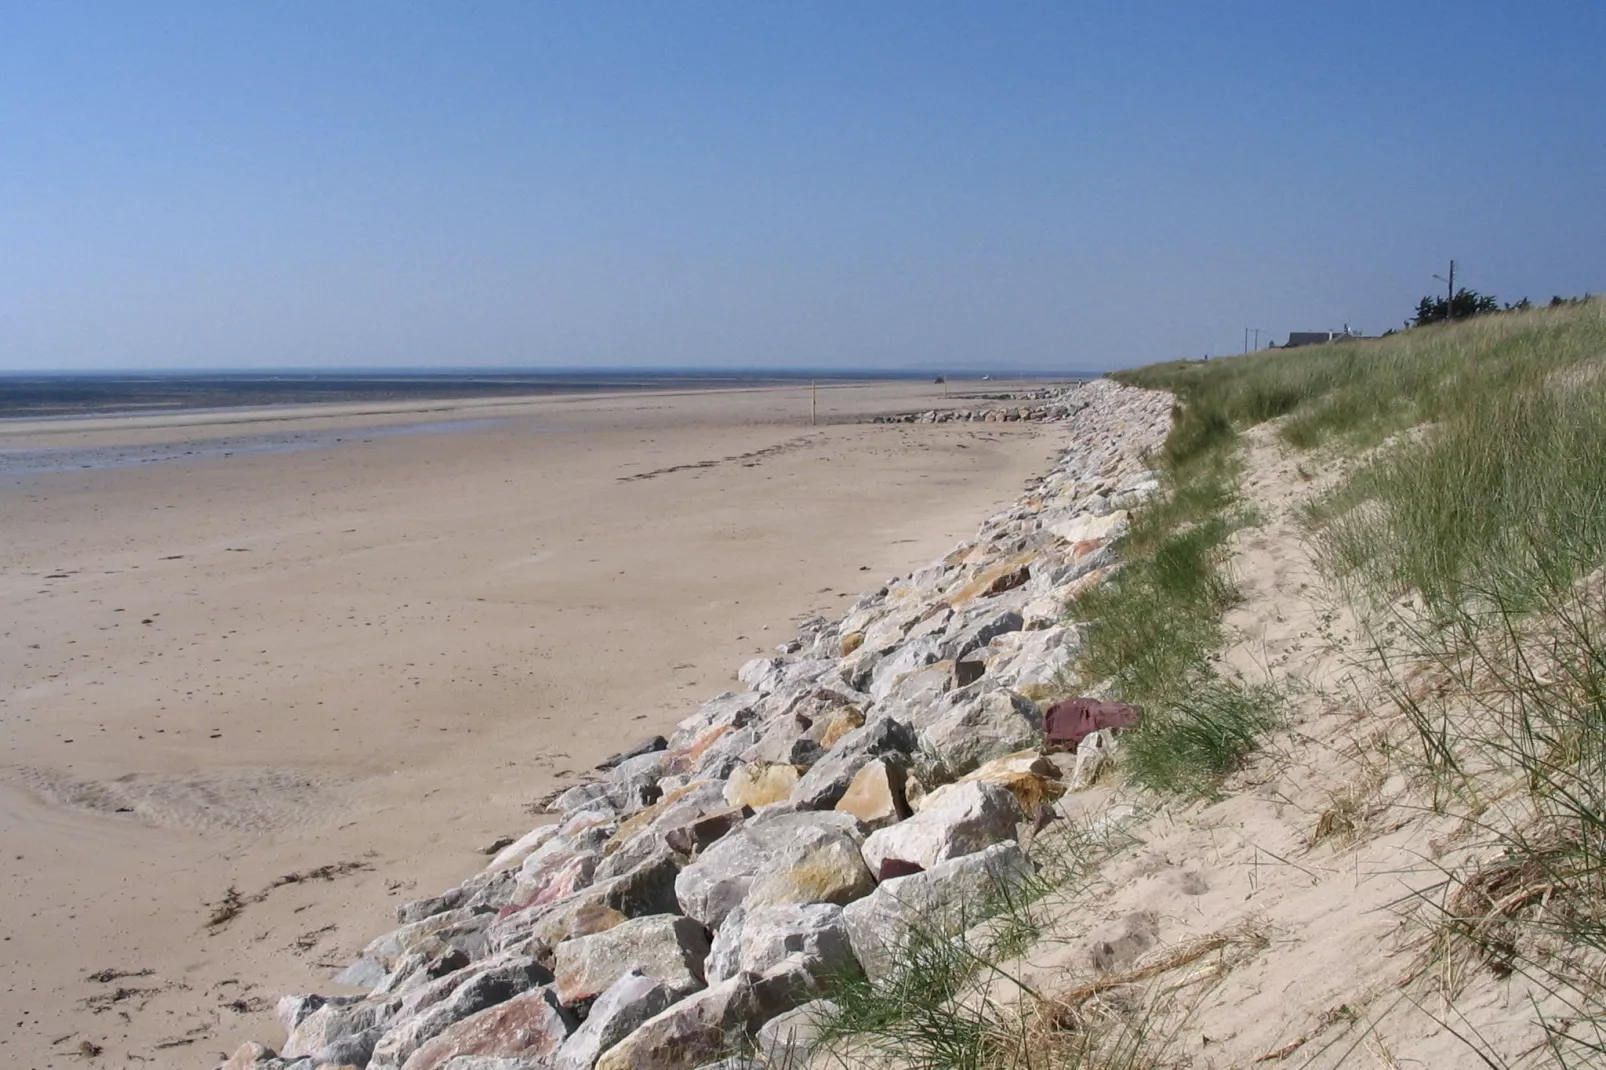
[{"xmin": 0, "ymin": 380, "xmax": 1064, "ymax": 1068}]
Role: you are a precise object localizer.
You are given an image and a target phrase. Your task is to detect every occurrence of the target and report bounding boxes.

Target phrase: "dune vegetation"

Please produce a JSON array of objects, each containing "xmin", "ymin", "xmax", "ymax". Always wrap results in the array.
[{"xmin": 816, "ymin": 298, "xmax": 1606, "ymax": 1068}]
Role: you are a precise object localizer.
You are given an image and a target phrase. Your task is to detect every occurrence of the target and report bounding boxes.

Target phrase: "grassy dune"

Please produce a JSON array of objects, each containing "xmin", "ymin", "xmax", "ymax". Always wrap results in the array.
[
  {"xmin": 1112, "ymin": 298, "xmax": 1606, "ymax": 1064},
  {"xmin": 815, "ymin": 300, "xmax": 1606, "ymax": 1068}
]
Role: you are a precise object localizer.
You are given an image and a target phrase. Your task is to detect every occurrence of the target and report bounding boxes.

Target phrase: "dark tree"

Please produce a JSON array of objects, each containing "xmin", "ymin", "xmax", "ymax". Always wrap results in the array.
[{"xmin": 1413, "ymin": 288, "xmax": 1501, "ymax": 326}]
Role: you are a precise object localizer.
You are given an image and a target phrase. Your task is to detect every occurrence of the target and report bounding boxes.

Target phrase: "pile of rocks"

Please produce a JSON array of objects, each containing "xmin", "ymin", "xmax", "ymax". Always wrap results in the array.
[
  {"xmin": 221, "ymin": 378, "xmax": 1174, "ymax": 1070},
  {"xmin": 871, "ymin": 386, "xmax": 1088, "ymax": 424}
]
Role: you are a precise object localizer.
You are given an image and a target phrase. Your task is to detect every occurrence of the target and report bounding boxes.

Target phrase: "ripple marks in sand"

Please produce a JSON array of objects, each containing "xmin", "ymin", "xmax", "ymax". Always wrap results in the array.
[{"xmin": 1, "ymin": 764, "xmax": 353, "ymax": 835}]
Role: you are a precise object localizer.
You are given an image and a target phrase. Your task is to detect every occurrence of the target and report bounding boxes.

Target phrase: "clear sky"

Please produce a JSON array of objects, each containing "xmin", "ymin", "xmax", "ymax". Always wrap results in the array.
[{"xmin": 3, "ymin": 3, "xmax": 1602, "ymax": 372}]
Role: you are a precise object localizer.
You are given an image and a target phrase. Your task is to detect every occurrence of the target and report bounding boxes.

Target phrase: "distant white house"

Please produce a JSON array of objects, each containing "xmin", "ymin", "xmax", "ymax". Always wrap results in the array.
[{"xmin": 1283, "ymin": 328, "xmax": 1367, "ymax": 348}]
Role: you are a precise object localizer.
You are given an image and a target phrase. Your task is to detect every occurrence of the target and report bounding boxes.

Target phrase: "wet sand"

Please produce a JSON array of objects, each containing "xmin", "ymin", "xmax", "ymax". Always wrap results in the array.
[{"xmin": 0, "ymin": 380, "xmax": 1064, "ymax": 1067}]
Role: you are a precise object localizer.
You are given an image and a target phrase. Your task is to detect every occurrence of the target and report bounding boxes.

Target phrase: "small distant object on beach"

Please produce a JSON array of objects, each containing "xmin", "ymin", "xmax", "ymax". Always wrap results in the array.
[{"xmin": 933, "ymin": 375, "xmax": 945, "ymax": 384}]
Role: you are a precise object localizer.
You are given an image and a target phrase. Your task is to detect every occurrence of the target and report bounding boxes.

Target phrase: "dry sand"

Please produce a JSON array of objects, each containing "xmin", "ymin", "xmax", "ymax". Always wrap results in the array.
[{"xmin": 0, "ymin": 380, "xmax": 1063, "ymax": 1068}]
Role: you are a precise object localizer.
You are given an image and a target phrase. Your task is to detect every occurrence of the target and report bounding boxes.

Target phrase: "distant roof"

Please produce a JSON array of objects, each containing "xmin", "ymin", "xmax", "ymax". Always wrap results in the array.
[{"xmin": 1285, "ymin": 330, "xmax": 1366, "ymax": 348}]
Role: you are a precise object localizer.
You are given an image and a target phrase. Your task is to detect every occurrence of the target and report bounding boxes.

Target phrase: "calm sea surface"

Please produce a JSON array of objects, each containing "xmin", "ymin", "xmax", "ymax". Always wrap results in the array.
[{"xmin": 0, "ymin": 370, "xmax": 932, "ymax": 421}]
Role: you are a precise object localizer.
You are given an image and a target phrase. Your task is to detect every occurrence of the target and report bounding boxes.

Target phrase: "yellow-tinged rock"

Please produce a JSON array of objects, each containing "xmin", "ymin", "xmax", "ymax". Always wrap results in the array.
[
  {"xmin": 839, "ymin": 630, "xmax": 865, "ymax": 656},
  {"xmin": 723, "ymin": 762, "xmax": 801, "ymax": 809},
  {"xmin": 957, "ymin": 750, "xmax": 1065, "ymax": 812},
  {"xmin": 834, "ymin": 758, "xmax": 907, "ymax": 829},
  {"xmin": 904, "ymin": 770, "xmax": 927, "ymax": 811},
  {"xmin": 946, "ymin": 552, "xmax": 1039, "ymax": 607},
  {"xmin": 223, "ymin": 1044, "xmax": 274, "ymax": 1070},
  {"xmin": 817, "ymin": 708, "xmax": 865, "ymax": 749},
  {"xmin": 607, "ymin": 779, "xmax": 715, "ymax": 851}
]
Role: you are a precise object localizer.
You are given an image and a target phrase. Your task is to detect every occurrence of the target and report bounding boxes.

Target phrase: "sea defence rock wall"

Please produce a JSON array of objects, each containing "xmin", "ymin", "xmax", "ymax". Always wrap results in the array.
[
  {"xmin": 872, "ymin": 385, "xmax": 1087, "ymax": 423},
  {"xmin": 220, "ymin": 378, "xmax": 1174, "ymax": 1070}
]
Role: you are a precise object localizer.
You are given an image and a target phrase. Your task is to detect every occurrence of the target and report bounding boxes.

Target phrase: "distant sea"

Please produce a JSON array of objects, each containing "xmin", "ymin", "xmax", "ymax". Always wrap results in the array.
[{"xmin": 0, "ymin": 369, "xmax": 1096, "ymax": 421}]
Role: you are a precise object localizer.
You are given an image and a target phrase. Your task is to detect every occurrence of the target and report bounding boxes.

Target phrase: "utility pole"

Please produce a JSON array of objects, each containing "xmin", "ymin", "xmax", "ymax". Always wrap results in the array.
[
  {"xmin": 1252, "ymin": 328, "xmax": 1262, "ymax": 350},
  {"xmin": 810, "ymin": 379, "xmax": 817, "ymax": 426},
  {"xmin": 1433, "ymin": 260, "xmax": 1456, "ymax": 321},
  {"xmin": 1244, "ymin": 328, "xmax": 1249, "ymax": 355}
]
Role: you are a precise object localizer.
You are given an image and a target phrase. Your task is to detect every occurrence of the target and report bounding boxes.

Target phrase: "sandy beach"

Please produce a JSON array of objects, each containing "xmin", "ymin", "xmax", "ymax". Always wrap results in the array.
[{"xmin": 0, "ymin": 380, "xmax": 1063, "ymax": 1068}]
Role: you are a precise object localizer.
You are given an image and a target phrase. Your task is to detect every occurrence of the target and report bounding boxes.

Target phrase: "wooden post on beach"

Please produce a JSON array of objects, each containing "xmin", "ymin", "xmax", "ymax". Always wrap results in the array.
[{"xmin": 811, "ymin": 379, "xmax": 817, "ymax": 425}]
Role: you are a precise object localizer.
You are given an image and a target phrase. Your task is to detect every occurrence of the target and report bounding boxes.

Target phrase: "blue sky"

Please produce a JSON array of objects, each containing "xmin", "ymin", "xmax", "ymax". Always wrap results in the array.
[{"xmin": 2, "ymin": 3, "xmax": 1602, "ymax": 371}]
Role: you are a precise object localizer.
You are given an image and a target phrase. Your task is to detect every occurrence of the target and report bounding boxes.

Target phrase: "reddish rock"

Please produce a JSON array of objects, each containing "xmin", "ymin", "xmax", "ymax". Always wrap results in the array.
[
  {"xmin": 1044, "ymin": 698, "xmax": 1140, "ymax": 750},
  {"xmin": 662, "ymin": 806, "xmax": 748, "ymax": 857},
  {"xmin": 401, "ymin": 986, "xmax": 574, "ymax": 1070}
]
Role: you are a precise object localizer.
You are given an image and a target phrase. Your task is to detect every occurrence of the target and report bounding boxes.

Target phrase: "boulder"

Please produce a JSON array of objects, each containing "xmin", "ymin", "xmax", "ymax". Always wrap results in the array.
[
  {"xmin": 739, "ymin": 719, "xmax": 822, "ymax": 768},
  {"xmin": 1048, "ymin": 509, "xmax": 1128, "ymax": 545},
  {"xmin": 704, "ymin": 904, "xmax": 859, "ymax": 985},
  {"xmin": 690, "ymin": 725, "xmax": 762, "ymax": 781},
  {"xmin": 674, "ymin": 811, "xmax": 872, "ymax": 928},
  {"xmin": 836, "ymin": 646, "xmax": 881, "ymax": 692},
  {"xmin": 954, "ymin": 650, "xmax": 987, "ymax": 687},
  {"xmin": 945, "ymin": 554, "xmax": 1036, "ymax": 607},
  {"xmin": 509, "ymin": 852, "xmax": 600, "ymax": 915},
  {"xmin": 859, "ymin": 780, "xmax": 1023, "ymax": 880},
  {"xmin": 363, "ymin": 910, "xmax": 491, "ymax": 973},
  {"xmin": 605, "ymin": 780, "xmax": 727, "ymax": 858},
  {"xmin": 832, "ymin": 758, "xmax": 909, "ymax": 830},
  {"xmin": 553, "ymin": 914, "xmax": 710, "ymax": 1006},
  {"xmin": 220, "ymin": 1043, "xmax": 281, "ymax": 1070},
  {"xmin": 593, "ymin": 962, "xmax": 804, "ymax": 1070},
  {"xmin": 368, "ymin": 956, "xmax": 550, "ymax": 1069},
  {"xmin": 607, "ymin": 750, "xmax": 669, "ymax": 792},
  {"xmin": 866, "ymin": 637, "xmax": 943, "ymax": 702},
  {"xmin": 939, "ymin": 607, "xmax": 1024, "ymax": 662},
  {"xmin": 553, "ymin": 970, "xmax": 677, "ymax": 1070},
  {"xmin": 596, "ymin": 736, "xmax": 669, "ymax": 772},
  {"xmin": 662, "ymin": 807, "xmax": 748, "ymax": 857},
  {"xmin": 666, "ymin": 692, "xmax": 765, "ymax": 753},
  {"xmin": 593, "ymin": 973, "xmax": 756, "ymax": 1070},
  {"xmin": 281, "ymin": 996, "xmax": 387, "ymax": 1064},
  {"xmin": 490, "ymin": 850, "xmax": 680, "ymax": 955},
  {"xmin": 737, "ymin": 657, "xmax": 786, "ymax": 693},
  {"xmin": 755, "ymin": 999, "xmax": 838, "ymax": 1067},
  {"xmin": 812, "ymin": 707, "xmax": 864, "ymax": 749},
  {"xmin": 367, "ymin": 945, "xmax": 477, "ymax": 1004},
  {"xmin": 843, "ymin": 842, "xmax": 1036, "ymax": 981},
  {"xmin": 917, "ymin": 688, "xmax": 1042, "ymax": 776},
  {"xmin": 721, "ymin": 762, "xmax": 801, "ymax": 810},
  {"xmin": 400, "ymin": 987, "xmax": 575, "ymax": 1070},
  {"xmin": 987, "ymin": 627, "xmax": 1076, "ymax": 700},
  {"xmin": 878, "ymin": 660, "xmax": 954, "ymax": 711},
  {"xmin": 957, "ymin": 751, "xmax": 1065, "ymax": 812},
  {"xmin": 788, "ymin": 717, "xmax": 917, "ymax": 811}
]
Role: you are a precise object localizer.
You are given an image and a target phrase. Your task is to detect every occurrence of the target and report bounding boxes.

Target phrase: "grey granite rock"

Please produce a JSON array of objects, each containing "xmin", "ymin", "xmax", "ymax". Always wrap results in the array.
[
  {"xmin": 553, "ymin": 969, "xmax": 677, "ymax": 1070},
  {"xmin": 368, "ymin": 955, "xmax": 550, "ymax": 1069},
  {"xmin": 674, "ymin": 811, "xmax": 869, "ymax": 928},
  {"xmin": 704, "ymin": 903, "xmax": 858, "ymax": 985},
  {"xmin": 860, "ymin": 780, "xmax": 1023, "ymax": 879},
  {"xmin": 843, "ymin": 842, "xmax": 1035, "ymax": 981},
  {"xmin": 787, "ymin": 717, "xmax": 917, "ymax": 811},
  {"xmin": 916, "ymin": 687, "xmax": 1043, "ymax": 776}
]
